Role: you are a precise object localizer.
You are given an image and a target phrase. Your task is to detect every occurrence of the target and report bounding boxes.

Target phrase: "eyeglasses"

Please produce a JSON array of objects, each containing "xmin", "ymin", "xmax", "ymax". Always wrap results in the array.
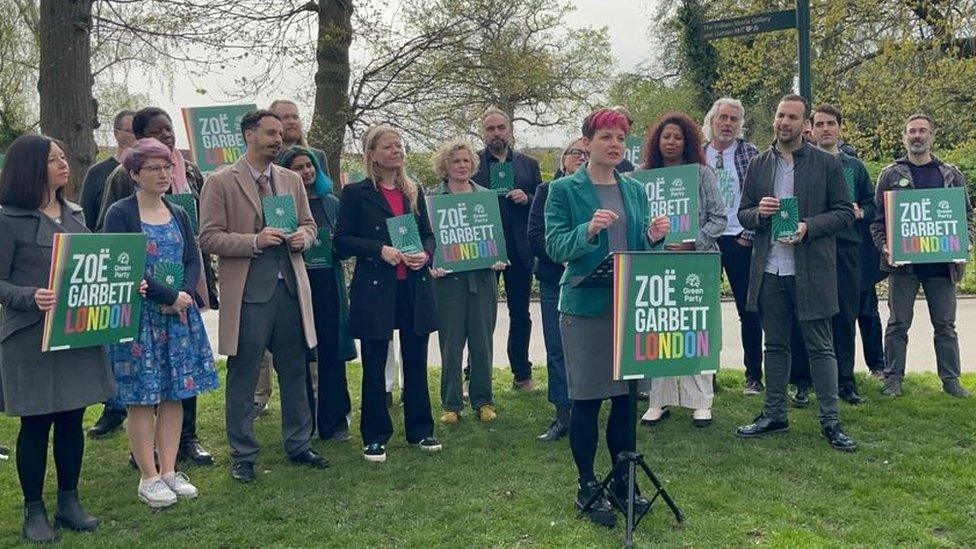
[
  {"xmin": 140, "ymin": 163, "xmax": 175, "ymax": 174},
  {"xmin": 564, "ymin": 149, "xmax": 588, "ymax": 159}
]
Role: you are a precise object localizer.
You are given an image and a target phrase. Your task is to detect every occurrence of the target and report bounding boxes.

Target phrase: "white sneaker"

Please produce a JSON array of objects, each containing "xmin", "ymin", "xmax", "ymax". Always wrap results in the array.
[
  {"xmin": 138, "ymin": 477, "xmax": 177, "ymax": 508},
  {"xmin": 162, "ymin": 471, "xmax": 198, "ymax": 499}
]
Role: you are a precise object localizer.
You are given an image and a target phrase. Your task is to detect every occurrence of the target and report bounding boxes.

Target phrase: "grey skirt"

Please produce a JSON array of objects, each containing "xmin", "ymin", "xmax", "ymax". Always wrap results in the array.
[
  {"xmin": 560, "ymin": 309, "xmax": 629, "ymax": 401},
  {"xmin": 0, "ymin": 322, "xmax": 115, "ymax": 417}
]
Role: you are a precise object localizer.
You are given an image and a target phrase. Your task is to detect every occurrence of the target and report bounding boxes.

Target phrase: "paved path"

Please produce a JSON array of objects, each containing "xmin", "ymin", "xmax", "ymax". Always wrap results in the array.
[{"xmin": 203, "ymin": 298, "xmax": 974, "ymax": 374}]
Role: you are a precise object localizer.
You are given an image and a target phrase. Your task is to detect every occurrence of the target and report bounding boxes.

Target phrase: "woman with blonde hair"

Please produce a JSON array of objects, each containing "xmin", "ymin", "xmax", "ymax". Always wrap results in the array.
[
  {"xmin": 334, "ymin": 125, "xmax": 441, "ymax": 462},
  {"xmin": 428, "ymin": 140, "xmax": 507, "ymax": 425}
]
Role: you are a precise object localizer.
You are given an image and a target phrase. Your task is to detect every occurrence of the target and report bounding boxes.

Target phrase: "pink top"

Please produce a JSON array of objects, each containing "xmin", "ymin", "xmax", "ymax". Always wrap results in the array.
[{"xmin": 379, "ymin": 185, "xmax": 408, "ymax": 280}]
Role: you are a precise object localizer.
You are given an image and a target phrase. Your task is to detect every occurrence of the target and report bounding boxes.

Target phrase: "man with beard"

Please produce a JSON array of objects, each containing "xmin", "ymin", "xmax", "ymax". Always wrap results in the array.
[
  {"xmin": 269, "ymin": 99, "xmax": 331, "ymax": 182},
  {"xmin": 89, "ymin": 106, "xmax": 217, "ymax": 466},
  {"xmin": 870, "ymin": 114, "xmax": 975, "ymax": 398},
  {"xmin": 472, "ymin": 107, "xmax": 542, "ymax": 391},
  {"xmin": 200, "ymin": 110, "xmax": 327, "ymax": 481},
  {"xmin": 736, "ymin": 94, "xmax": 857, "ymax": 451},
  {"xmin": 789, "ymin": 104, "xmax": 876, "ymax": 406}
]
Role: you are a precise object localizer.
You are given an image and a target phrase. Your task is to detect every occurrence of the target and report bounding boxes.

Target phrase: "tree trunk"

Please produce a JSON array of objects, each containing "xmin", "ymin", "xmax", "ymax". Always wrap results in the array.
[
  {"xmin": 309, "ymin": 0, "xmax": 353, "ymax": 184},
  {"xmin": 38, "ymin": 0, "xmax": 97, "ymax": 200}
]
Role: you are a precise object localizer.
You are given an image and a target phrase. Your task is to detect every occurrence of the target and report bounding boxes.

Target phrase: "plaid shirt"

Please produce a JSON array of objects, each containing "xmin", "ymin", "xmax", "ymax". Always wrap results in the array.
[{"xmin": 705, "ymin": 138, "xmax": 760, "ymax": 240}]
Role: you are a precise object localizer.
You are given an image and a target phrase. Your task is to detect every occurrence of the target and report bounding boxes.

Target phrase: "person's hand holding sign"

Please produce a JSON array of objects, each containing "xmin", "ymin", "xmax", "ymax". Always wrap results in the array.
[
  {"xmin": 429, "ymin": 267, "xmax": 448, "ymax": 278},
  {"xmin": 648, "ymin": 215, "xmax": 670, "ymax": 243},
  {"xmin": 587, "ymin": 209, "xmax": 619, "ymax": 239},
  {"xmin": 256, "ymin": 227, "xmax": 286, "ymax": 251},
  {"xmin": 380, "ymin": 245, "xmax": 403, "ymax": 266},
  {"xmin": 34, "ymin": 288, "xmax": 56, "ymax": 312},
  {"xmin": 287, "ymin": 231, "xmax": 306, "ymax": 252},
  {"xmin": 507, "ymin": 189, "xmax": 529, "ymax": 205},
  {"xmin": 758, "ymin": 196, "xmax": 780, "ymax": 218},
  {"xmin": 490, "ymin": 261, "xmax": 508, "ymax": 271},
  {"xmin": 403, "ymin": 251, "xmax": 428, "ymax": 271}
]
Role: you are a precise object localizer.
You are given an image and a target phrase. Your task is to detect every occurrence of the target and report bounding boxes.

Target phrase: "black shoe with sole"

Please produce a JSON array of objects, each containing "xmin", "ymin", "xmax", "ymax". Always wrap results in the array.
[
  {"xmin": 231, "ymin": 461, "xmax": 256, "ymax": 482},
  {"xmin": 289, "ymin": 449, "xmax": 330, "ymax": 469},
  {"xmin": 839, "ymin": 387, "xmax": 867, "ymax": 405},
  {"xmin": 791, "ymin": 387, "xmax": 810, "ymax": 408},
  {"xmin": 943, "ymin": 379, "xmax": 971, "ymax": 398},
  {"xmin": 736, "ymin": 413, "xmax": 789, "ymax": 438},
  {"xmin": 53, "ymin": 490, "xmax": 98, "ymax": 532},
  {"xmin": 537, "ymin": 420, "xmax": 569, "ymax": 442},
  {"xmin": 822, "ymin": 424, "xmax": 857, "ymax": 452},
  {"xmin": 608, "ymin": 476, "xmax": 651, "ymax": 517},
  {"xmin": 363, "ymin": 443, "xmax": 387, "ymax": 463},
  {"xmin": 179, "ymin": 439, "xmax": 215, "ymax": 466},
  {"xmin": 87, "ymin": 409, "xmax": 125, "ymax": 439},
  {"xmin": 22, "ymin": 501, "xmax": 58, "ymax": 543},
  {"xmin": 575, "ymin": 479, "xmax": 616, "ymax": 528}
]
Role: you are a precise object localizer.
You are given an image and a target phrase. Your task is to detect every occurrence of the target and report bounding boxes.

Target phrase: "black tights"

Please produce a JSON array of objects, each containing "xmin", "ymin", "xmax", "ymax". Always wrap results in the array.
[
  {"xmin": 569, "ymin": 395, "xmax": 631, "ymax": 483},
  {"xmin": 16, "ymin": 408, "xmax": 86, "ymax": 503}
]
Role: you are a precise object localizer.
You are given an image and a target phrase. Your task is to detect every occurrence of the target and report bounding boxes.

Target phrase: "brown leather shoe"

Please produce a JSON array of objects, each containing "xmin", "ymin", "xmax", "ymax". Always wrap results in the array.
[{"xmin": 512, "ymin": 379, "xmax": 538, "ymax": 392}]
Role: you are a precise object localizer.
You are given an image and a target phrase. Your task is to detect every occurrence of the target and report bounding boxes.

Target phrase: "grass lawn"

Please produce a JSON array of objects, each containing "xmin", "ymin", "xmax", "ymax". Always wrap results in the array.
[{"xmin": 1, "ymin": 365, "xmax": 974, "ymax": 548}]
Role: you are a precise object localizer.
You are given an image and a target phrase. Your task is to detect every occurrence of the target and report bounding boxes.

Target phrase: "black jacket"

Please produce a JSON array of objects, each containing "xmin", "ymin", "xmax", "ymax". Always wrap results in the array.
[
  {"xmin": 527, "ymin": 182, "xmax": 565, "ymax": 283},
  {"xmin": 472, "ymin": 148, "xmax": 542, "ymax": 270},
  {"xmin": 334, "ymin": 179, "xmax": 437, "ymax": 339},
  {"xmin": 103, "ymin": 194, "xmax": 203, "ymax": 308}
]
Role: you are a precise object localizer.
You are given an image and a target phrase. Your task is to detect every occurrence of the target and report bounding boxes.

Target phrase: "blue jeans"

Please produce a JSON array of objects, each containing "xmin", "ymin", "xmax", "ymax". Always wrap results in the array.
[{"xmin": 539, "ymin": 280, "xmax": 570, "ymax": 409}]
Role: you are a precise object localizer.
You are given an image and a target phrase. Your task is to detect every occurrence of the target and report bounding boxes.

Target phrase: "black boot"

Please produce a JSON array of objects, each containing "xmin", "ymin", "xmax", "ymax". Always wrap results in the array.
[
  {"xmin": 87, "ymin": 407, "xmax": 125, "ymax": 439},
  {"xmin": 54, "ymin": 490, "xmax": 98, "ymax": 532},
  {"xmin": 22, "ymin": 501, "xmax": 58, "ymax": 543}
]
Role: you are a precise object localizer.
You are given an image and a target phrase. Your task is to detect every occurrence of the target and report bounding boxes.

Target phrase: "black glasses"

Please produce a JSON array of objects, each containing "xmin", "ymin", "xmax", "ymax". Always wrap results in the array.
[
  {"xmin": 140, "ymin": 163, "xmax": 175, "ymax": 174},
  {"xmin": 564, "ymin": 148, "xmax": 588, "ymax": 159}
]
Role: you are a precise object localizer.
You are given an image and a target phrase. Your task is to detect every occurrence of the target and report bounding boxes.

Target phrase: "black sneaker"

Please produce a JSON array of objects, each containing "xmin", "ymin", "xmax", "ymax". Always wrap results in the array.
[
  {"xmin": 943, "ymin": 379, "xmax": 971, "ymax": 398},
  {"xmin": 791, "ymin": 386, "xmax": 810, "ymax": 408},
  {"xmin": 743, "ymin": 379, "xmax": 764, "ymax": 395},
  {"xmin": 575, "ymin": 479, "xmax": 616, "ymax": 528},
  {"xmin": 822, "ymin": 424, "xmax": 857, "ymax": 452},
  {"xmin": 881, "ymin": 378, "xmax": 903, "ymax": 396},
  {"xmin": 87, "ymin": 409, "xmax": 125, "ymax": 439},
  {"xmin": 417, "ymin": 437, "xmax": 442, "ymax": 453},
  {"xmin": 608, "ymin": 476, "xmax": 651, "ymax": 517},
  {"xmin": 230, "ymin": 461, "xmax": 255, "ymax": 482},
  {"xmin": 363, "ymin": 443, "xmax": 387, "ymax": 463}
]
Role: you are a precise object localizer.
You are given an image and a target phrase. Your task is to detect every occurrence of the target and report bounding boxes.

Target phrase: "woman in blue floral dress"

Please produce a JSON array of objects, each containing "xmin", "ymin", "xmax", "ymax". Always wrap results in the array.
[{"xmin": 104, "ymin": 138, "xmax": 218, "ymax": 508}]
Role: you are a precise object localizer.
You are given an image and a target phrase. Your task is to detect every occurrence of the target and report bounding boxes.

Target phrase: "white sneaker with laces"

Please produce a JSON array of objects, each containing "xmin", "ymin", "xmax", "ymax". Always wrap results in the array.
[
  {"xmin": 162, "ymin": 471, "xmax": 198, "ymax": 499},
  {"xmin": 138, "ymin": 477, "xmax": 178, "ymax": 508}
]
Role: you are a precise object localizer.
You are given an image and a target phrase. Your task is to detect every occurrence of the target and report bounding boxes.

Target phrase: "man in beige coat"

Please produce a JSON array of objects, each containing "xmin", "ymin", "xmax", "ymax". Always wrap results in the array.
[{"xmin": 199, "ymin": 110, "xmax": 327, "ymax": 481}]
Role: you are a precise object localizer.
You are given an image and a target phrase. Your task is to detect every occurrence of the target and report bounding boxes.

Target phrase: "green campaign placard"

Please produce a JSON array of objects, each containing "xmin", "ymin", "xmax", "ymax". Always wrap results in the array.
[
  {"xmin": 426, "ymin": 192, "xmax": 508, "ymax": 272},
  {"xmin": 153, "ymin": 261, "xmax": 184, "ymax": 290},
  {"xmin": 613, "ymin": 251, "xmax": 722, "ymax": 380},
  {"xmin": 632, "ymin": 164, "xmax": 700, "ymax": 245},
  {"xmin": 771, "ymin": 196, "xmax": 799, "ymax": 242},
  {"xmin": 489, "ymin": 162, "xmax": 515, "ymax": 194},
  {"xmin": 842, "ymin": 165, "xmax": 857, "ymax": 202},
  {"xmin": 42, "ymin": 233, "xmax": 148, "ymax": 352},
  {"xmin": 304, "ymin": 227, "xmax": 333, "ymax": 269},
  {"xmin": 885, "ymin": 187, "xmax": 970, "ymax": 265},
  {"xmin": 623, "ymin": 136, "xmax": 644, "ymax": 170},
  {"xmin": 164, "ymin": 193, "xmax": 199, "ymax": 234},
  {"xmin": 386, "ymin": 214, "xmax": 424, "ymax": 253},
  {"xmin": 262, "ymin": 195, "xmax": 298, "ymax": 233},
  {"xmin": 181, "ymin": 104, "xmax": 256, "ymax": 173}
]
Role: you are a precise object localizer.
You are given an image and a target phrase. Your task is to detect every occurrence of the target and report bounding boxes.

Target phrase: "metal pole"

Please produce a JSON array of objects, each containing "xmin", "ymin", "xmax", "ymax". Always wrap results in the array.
[{"xmin": 796, "ymin": 0, "xmax": 812, "ymax": 101}]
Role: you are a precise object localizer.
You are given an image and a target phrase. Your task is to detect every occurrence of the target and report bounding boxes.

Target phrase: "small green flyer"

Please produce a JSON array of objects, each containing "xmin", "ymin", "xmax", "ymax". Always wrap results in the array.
[
  {"xmin": 490, "ymin": 162, "xmax": 515, "ymax": 195},
  {"xmin": 262, "ymin": 195, "xmax": 298, "ymax": 233},
  {"xmin": 771, "ymin": 197, "xmax": 799, "ymax": 242},
  {"xmin": 304, "ymin": 227, "xmax": 333, "ymax": 269},
  {"xmin": 154, "ymin": 261, "xmax": 185, "ymax": 290},
  {"xmin": 386, "ymin": 214, "xmax": 423, "ymax": 253}
]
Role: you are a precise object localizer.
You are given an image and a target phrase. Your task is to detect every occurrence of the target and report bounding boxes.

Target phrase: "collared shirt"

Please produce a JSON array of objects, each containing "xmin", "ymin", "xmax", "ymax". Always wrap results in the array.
[
  {"xmin": 244, "ymin": 158, "xmax": 273, "ymax": 191},
  {"xmin": 706, "ymin": 143, "xmax": 745, "ymax": 236},
  {"xmin": 765, "ymin": 151, "xmax": 796, "ymax": 276}
]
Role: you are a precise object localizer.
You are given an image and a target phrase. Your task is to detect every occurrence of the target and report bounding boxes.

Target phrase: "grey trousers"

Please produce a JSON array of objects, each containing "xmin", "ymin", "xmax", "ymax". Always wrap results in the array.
[
  {"xmin": 884, "ymin": 271, "xmax": 960, "ymax": 381},
  {"xmin": 226, "ymin": 281, "xmax": 312, "ymax": 464},
  {"xmin": 759, "ymin": 273, "xmax": 840, "ymax": 428}
]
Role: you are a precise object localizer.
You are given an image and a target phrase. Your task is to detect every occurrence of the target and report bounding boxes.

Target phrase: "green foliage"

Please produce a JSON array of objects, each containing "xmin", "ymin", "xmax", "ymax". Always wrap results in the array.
[
  {"xmin": 675, "ymin": 0, "xmax": 720, "ymax": 114},
  {"xmin": 608, "ymin": 76, "xmax": 703, "ymax": 135}
]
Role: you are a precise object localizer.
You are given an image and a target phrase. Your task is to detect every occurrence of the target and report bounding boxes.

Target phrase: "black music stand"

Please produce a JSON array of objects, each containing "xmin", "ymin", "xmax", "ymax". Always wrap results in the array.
[{"xmin": 574, "ymin": 253, "xmax": 685, "ymax": 547}]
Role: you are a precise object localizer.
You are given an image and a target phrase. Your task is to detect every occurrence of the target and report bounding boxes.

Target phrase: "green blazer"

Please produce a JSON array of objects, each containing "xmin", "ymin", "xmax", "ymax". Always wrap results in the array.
[{"xmin": 544, "ymin": 167, "xmax": 659, "ymax": 316}]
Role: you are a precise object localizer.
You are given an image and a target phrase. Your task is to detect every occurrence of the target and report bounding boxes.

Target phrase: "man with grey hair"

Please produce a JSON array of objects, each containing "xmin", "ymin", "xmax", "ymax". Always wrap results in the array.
[
  {"xmin": 702, "ymin": 97, "xmax": 764, "ymax": 394},
  {"xmin": 472, "ymin": 106, "xmax": 542, "ymax": 391},
  {"xmin": 870, "ymin": 114, "xmax": 975, "ymax": 398}
]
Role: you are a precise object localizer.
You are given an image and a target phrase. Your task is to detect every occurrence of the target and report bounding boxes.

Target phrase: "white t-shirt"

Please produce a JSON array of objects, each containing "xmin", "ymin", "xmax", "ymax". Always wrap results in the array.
[{"xmin": 705, "ymin": 144, "xmax": 744, "ymax": 236}]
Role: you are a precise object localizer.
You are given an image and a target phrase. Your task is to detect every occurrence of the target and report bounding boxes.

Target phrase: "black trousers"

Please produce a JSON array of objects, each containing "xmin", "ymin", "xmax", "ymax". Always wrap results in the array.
[
  {"xmin": 857, "ymin": 285, "xmax": 885, "ymax": 372},
  {"xmin": 500, "ymin": 261, "xmax": 533, "ymax": 382},
  {"xmin": 17, "ymin": 408, "xmax": 86, "ymax": 502},
  {"xmin": 359, "ymin": 280, "xmax": 434, "ymax": 445},
  {"xmin": 308, "ymin": 268, "xmax": 351, "ymax": 439},
  {"xmin": 718, "ymin": 235, "xmax": 763, "ymax": 381},
  {"xmin": 792, "ymin": 241, "xmax": 860, "ymax": 391},
  {"xmin": 569, "ymin": 395, "xmax": 631, "ymax": 482}
]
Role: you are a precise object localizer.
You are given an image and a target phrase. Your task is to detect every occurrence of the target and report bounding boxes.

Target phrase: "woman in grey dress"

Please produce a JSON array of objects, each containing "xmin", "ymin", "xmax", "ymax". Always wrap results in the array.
[
  {"xmin": 544, "ymin": 109, "xmax": 670, "ymax": 528},
  {"xmin": 0, "ymin": 135, "xmax": 117, "ymax": 542}
]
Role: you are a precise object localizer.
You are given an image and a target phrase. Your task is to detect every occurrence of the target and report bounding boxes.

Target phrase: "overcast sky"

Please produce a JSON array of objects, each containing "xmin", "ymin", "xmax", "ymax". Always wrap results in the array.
[{"xmin": 124, "ymin": 0, "xmax": 660, "ymax": 150}]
